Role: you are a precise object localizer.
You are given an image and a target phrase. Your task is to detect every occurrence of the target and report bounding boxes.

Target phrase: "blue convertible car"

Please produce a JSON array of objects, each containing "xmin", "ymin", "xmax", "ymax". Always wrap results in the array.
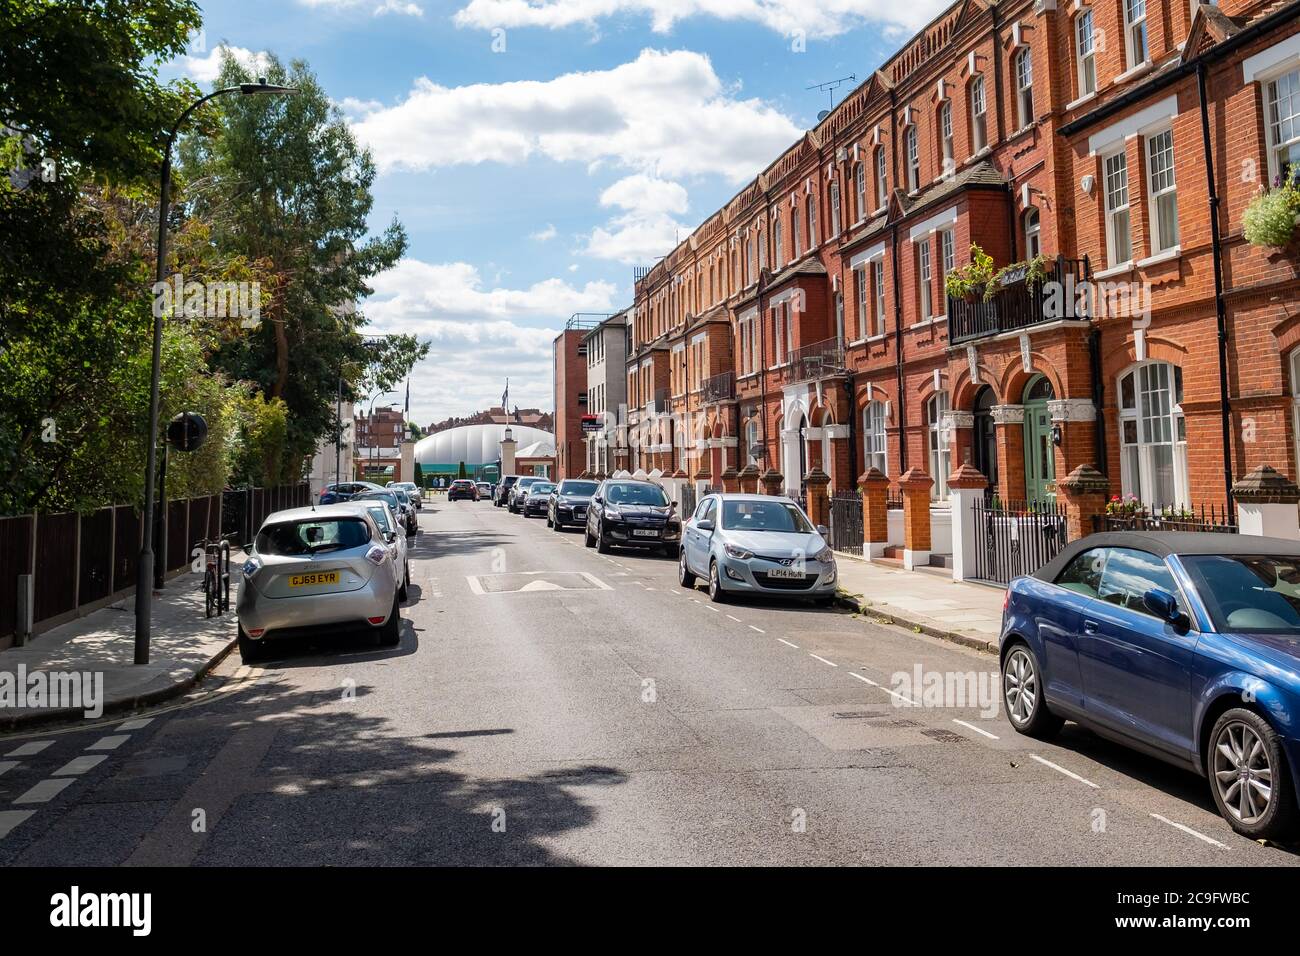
[{"xmin": 1001, "ymin": 531, "xmax": 1300, "ymax": 841}]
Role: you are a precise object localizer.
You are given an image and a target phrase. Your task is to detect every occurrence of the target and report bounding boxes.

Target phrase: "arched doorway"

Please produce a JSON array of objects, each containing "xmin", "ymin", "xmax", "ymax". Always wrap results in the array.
[
  {"xmin": 796, "ymin": 413, "xmax": 809, "ymax": 485},
  {"xmin": 972, "ymin": 385, "xmax": 998, "ymax": 495},
  {"xmin": 1023, "ymin": 374, "xmax": 1055, "ymax": 503}
]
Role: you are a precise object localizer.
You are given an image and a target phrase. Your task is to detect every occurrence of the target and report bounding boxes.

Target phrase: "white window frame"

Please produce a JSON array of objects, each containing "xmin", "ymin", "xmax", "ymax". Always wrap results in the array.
[
  {"xmin": 773, "ymin": 217, "xmax": 784, "ymax": 270},
  {"xmin": 1145, "ymin": 127, "xmax": 1179, "ymax": 253},
  {"xmin": 970, "ymin": 77, "xmax": 988, "ymax": 153},
  {"xmin": 1024, "ymin": 207, "xmax": 1041, "ymax": 258},
  {"xmin": 1265, "ymin": 67, "xmax": 1300, "ymax": 184},
  {"xmin": 1015, "ymin": 49, "xmax": 1035, "ymax": 129},
  {"xmin": 917, "ymin": 239, "xmax": 933, "ymax": 321},
  {"xmin": 854, "ymin": 162, "xmax": 867, "ymax": 221},
  {"xmin": 1125, "ymin": 0, "xmax": 1148, "ymax": 70},
  {"xmin": 807, "ymin": 195, "xmax": 818, "ymax": 247},
  {"xmin": 906, "ymin": 125, "xmax": 920, "ymax": 193},
  {"xmin": 745, "ymin": 419, "xmax": 760, "ymax": 466},
  {"xmin": 940, "ymin": 102, "xmax": 954, "ymax": 171},
  {"xmin": 854, "ymin": 264, "xmax": 867, "ymax": 340},
  {"xmin": 830, "ymin": 181, "xmax": 842, "ymax": 237},
  {"xmin": 1103, "ymin": 149, "xmax": 1132, "ymax": 267},
  {"xmin": 1076, "ymin": 10, "xmax": 1097, "ymax": 97},
  {"xmin": 773, "ymin": 304, "xmax": 786, "ymax": 366},
  {"xmin": 792, "ymin": 207, "xmax": 802, "ymax": 259},
  {"xmin": 863, "ymin": 400, "xmax": 888, "ymax": 475},
  {"xmin": 872, "ymin": 258, "xmax": 886, "ymax": 337},
  {"xmin": 876, "ymin": 147, "xmax": 889, "ymax": 207},
  {"xmin": 926, "ymin": 392, "xmax": 951, "ymax": 500},
  {"xmin": 1118, "ymin": 361, "xmax": 1188, "ymax": 510}
]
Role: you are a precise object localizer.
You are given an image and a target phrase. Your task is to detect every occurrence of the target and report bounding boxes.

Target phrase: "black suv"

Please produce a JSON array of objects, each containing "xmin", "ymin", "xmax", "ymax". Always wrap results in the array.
[
  {"xmin": 584, "ymin": 479, "xmax": 680, "ymax": 555},
  {"xmin": 547, "ymin": 478, "xmax": 598, "ymax": 530},
  {"xmin": 494, "ymin": 475, "xmax": 520, "ymax": 507}
]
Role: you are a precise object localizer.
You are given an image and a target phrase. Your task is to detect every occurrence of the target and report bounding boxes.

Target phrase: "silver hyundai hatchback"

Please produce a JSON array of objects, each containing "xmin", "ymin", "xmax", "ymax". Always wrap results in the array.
[
  {"xmin": 236, "ymin": 504, "xmax": 402, "ymax": 660},
  {"xmin": 678, "ymin": 493, "xmax": 838, "ymax": 604}
]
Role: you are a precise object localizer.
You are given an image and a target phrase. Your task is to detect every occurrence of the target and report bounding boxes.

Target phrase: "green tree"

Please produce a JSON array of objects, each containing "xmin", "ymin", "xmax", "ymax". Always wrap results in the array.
[{"xmin": 177, "ymin": 50, "xmax": 407, "ymax": 471}]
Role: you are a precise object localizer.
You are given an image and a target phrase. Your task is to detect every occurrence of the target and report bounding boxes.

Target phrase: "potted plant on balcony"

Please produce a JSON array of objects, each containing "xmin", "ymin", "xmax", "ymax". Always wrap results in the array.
[
  {"xmin": 1243, "ymin": 175, "xmax": 1300, "ymax": 250},
  {"xmin": 989, "ymin": 253, "xmax": 1052, "ymax": 298},
  {"xmin": 944, "ymin": 244, "xmax": 995, "ymax": 303}
]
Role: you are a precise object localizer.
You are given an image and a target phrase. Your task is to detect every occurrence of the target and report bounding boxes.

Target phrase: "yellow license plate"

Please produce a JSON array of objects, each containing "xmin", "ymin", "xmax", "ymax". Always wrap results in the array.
[{"xmin": 289, "ymin": 571, "xmax": 339, "ymax": 588}]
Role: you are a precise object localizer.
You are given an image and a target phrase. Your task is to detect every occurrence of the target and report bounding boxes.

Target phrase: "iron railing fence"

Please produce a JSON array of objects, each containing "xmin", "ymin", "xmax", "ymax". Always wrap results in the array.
[
  {"xmin": 829, "ymin": 491, "xmax": 863, "ymax": 556},
  {"xmin": 948, "ymin": 256, "xmax": 1091, "ymax": 345},
  {"xmin": 970, "ymin": 497, "xmax": 1070, "ymax": 586},
  {"xmin": 1094, "ymin": 502, "xmax": 1237, "ymax": 534}
]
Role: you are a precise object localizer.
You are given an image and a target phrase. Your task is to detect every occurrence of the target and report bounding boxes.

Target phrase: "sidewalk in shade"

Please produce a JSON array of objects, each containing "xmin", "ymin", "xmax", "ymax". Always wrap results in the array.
[
  {"xmin": 0, "ymin": 569, "xmax": 242, "ymax": 731},
  {"xmin": 832, "ymin": 553, "xmax": 1005, "ymax": 654}
]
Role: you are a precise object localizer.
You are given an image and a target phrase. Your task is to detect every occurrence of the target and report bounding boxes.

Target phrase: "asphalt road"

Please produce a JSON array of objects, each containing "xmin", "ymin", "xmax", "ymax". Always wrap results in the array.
[{"xmin": 1, "ymin": 495, "xmax": 1297, "ymax": 866}]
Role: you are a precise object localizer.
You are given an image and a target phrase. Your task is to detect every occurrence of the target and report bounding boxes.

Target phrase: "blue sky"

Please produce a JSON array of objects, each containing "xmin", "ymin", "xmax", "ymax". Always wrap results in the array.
[{"xmin": 176, "ymin": 0, "xmax": 944, "ymax": 423}]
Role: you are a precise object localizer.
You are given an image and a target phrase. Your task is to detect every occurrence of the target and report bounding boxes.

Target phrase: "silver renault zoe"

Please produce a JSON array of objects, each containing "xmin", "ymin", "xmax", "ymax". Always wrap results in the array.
[{"xmin": 236, "ymin": 503, "xmax": 403, "ymax": 660}]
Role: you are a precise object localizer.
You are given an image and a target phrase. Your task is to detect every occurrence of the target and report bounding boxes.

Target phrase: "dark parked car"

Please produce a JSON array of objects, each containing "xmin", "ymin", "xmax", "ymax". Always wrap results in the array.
[
  {"xmin": 494, "ymin": 475, "xmax": 521, "ymax": 507},
  {"xmin": 352, "ymin": 490, "xmax": 416, "ymax": 537},
  {"xmin": 584, "ymin": 479, "xmax": 680, "ymax": 556},
  {"xmin": 1001, "ymin": 530, "xmax": 1300, "ymax": 841},
  {"xmin": 448, "ymin": 479, "xmax": 478, "ymax": 501},
  {"xmin": 521, "ymin": 481, "xmax": 556, "ymax": 517},
  {"xmin": 547, "ymin": 479, "xmax": 598, "ymax": 530},
  {"xmin": 507, "ymin": 476, "xmax": 541, "ymax": 514},
  {"xmin": 319, "ymin": 481, "xmax": 382, "ymax": 505}
]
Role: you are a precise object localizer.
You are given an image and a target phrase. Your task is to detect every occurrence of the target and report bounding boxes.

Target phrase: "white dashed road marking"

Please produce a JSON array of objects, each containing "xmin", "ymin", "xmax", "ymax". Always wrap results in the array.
[
  {"xmin": 777, "ymin": 638, "xmax": 799, "ymax": 649},
  {"xmin": 849, "ymin": 672, "xmax": 877, "ymax": 685},
  {"xmin": 809, "ymin": 654, "xmax": 838, "ymax": 667},
  {"xmin": 726, "ymin": 614, "xmax": 741, "ymax": 622},
  {"xmin": 86, "ymin": 735, "xmax": 129, "ymax": 752},
  {"xmin": 53, "ymin": 755, "xmax": 108, "ymax": 776},
  {"xmin": 748, "ymin": 625, "xmax": 764, "ymax": 633},
  {"xmin": 0, "ymin": 810, "xmax": 34, "ymax": 840},
  {"xmin": 0, "ymin": 760, "xmax": 18, "ymax": 777},
  {"xmin": 1149, "ymin": 812, "xmax": 1230, "ymax": 850},
  {"xmin": 117, "ymin": 718, "xmax": 153, "ymax": 731},
  {"xmin": 953, "ymin": 719, "xmax": 999, "ymax": 740},
  {"xmin": 6, "ymin": 740, "xmax": 52, "ymax": 758},
  {"xmin": 1030, "ymin": 754, "xmax": 1100, "ymax": 789},
  {"xmin": 14, "ymin": 778, "xmax": 75, "ymax": 804}
]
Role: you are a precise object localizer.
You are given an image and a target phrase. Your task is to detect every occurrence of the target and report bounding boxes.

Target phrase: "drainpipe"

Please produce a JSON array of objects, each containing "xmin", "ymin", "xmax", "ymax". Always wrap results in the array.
[
  {"xmin": 1088, "ymin": 328, "xmax": 1107, "ymax": 475},
  {"xmin": 1197, "ymin": 61, "xmax": 1235, "ymax": 510}
]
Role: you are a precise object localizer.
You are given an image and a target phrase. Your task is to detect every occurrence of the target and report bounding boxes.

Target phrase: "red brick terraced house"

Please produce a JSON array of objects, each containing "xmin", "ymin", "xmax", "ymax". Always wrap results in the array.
[{"xmin": 624, "ymin": 0, "xmax": 1300, "ymax": 560}]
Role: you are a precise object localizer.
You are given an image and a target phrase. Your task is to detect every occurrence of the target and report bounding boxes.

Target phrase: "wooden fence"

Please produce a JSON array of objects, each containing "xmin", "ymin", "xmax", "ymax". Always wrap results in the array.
[{"xmin": 1, "ymin": 483, "xmax": 307, "ymax": 645}]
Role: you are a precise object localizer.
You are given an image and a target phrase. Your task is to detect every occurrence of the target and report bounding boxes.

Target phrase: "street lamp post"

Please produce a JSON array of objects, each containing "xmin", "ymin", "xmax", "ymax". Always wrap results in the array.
[{"xmin": 135, "ymin": 79, "xmax": 296, "ymax": 666}]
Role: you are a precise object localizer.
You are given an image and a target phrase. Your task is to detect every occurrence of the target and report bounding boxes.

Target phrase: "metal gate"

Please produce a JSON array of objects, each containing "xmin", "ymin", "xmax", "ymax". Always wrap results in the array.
[
  {"xmin": 679, "ymin": 482, "xmax": 697, "ymax": 516},
  {"xmin": 970, "ymin": 498, "xmax": 1068, "ymax": 585},
  {"xmin": 828, "ymin": 491, "xmax": 863, "ymax": 556}
]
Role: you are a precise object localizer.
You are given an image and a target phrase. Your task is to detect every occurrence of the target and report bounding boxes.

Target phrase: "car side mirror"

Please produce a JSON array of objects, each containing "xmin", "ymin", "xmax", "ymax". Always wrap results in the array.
[
  {"xmin": 594, "ymin": 495, "xmax": 603, "ymax": 503},
  {"xmin": 385, "ymin": 531, "xmax": 397, "ymax": 543},
  {"xmin": 698, "ymin": 518, "xmax": 715, "ymax": 532},
  {"xmin": 816, "ymin": 524, "xmax": 830, "ymax": 538},
  {"xmin": 1142, "ymin": 588, "xmax": 1182, "ymax": 624}
]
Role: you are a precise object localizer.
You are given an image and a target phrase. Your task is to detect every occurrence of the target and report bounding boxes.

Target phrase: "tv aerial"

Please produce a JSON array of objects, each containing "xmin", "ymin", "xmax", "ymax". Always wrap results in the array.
[{"xmin": 808, "ymin": 74, "xmax": 856, "ymax": 122}]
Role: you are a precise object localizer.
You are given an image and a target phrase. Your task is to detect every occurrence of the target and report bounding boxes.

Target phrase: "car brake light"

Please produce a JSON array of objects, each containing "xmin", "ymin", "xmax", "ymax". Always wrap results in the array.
[
  {"xmin": 367, "ymin": 616, "xmax": 386, "ymax": 625},
  {"xmin": 365, "ymin": 545, "xmax": 387, "ymax": 566},
  {"xmin": 247, "ymin": 627, "xmax": 265, "ymax": 637},
  {"xmin": 1003, "ymin": 588, "xmax": 1011, "ymax": 612}
]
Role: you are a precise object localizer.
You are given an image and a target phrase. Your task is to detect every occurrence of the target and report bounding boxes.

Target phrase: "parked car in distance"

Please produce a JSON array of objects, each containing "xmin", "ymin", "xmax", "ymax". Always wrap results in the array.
[
  {"xmin": 494, "ymin": 475, "xmax": 520, "ymax": 507},
  {"xmin": 448, "ymin": 479, "xmax": 478, "ymax": 501},
  {"xmin": 236, "ymin": 504, "xmax": 402, "ymax": 660},
  {"xmin": 521, "ymin": 481, "xmax": 556, "ymax": 517},
  {"xmin": 352, "ymin": 489, "xmax": 416, "ymax": 536},
  {"xmin": 319, "ymin": 481, "xmax": 383, "ymax": 505},
  {"xmin": 508, "ymin": 476, "xmax": 542, "ymax": 513},
  {"xmin": 355, "ymin": 500, "xmax": 410, "ymax": 601},
  {"xmin": 387, "ymin": 481, "xmax": 422, "ymax": 509},
  {"xmin": 678, "ymin": 493, "xmax": 836, "ymax": 605},
  {"xmin": 476, "ymin": 481, "xmax": 493, "ymax": 500},
  {"xmin": 1001, "ymin": 530, "xmax": 1300, "ymax": 841},
  {"xmin": 547, "ymin": 478, "xmax": 598, "ymax": 530},
  {"xmin": 584, "ymin": 478, "xmax": 680, "ymax": 556}
]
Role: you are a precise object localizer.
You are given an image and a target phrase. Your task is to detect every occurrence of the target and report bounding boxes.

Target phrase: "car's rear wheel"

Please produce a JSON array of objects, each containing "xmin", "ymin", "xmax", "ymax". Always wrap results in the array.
[
  {"xmin": 708, "ymin": 561, "xmax": 727, "ymax": 603},
  {"xmin": 378, "ymin": 594, "xmax": 401, "ymax": 647},
  {"xmin": 1001, "ymin": 642, "xmax": 1062, "ymax": 739},
  {"xmin": 678, "ymin": 548, "xmax": 696, "ymax": 588},
  {"xmin": 1208, "ymin": 707, "xmax": 1297, "ymax": 841},
  {"xmin": 237, "ymin": 624, "xmax": 263, "ymax": 663}
]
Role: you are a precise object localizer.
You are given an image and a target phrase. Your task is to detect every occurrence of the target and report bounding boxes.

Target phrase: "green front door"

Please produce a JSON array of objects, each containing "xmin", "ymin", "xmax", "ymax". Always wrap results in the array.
[{"xmin": 1023, "ymin": 377, "xmax": 1055, "ymax": 503}]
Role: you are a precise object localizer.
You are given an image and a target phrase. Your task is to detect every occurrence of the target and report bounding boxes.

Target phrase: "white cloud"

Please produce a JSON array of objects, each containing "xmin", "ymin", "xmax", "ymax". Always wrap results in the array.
[
  {"xmin": 180, "ymin": 45, "xmax": 270, "ymax": 83},
  {"xmin": 350, "ymin": 48, "xmax": 801, "ymax": 184},
  {"xmin": 452, "ymin": 0, "xmax": 944, "ymax": 39},
  {"xmin": 374, "ymin": 0, "xmax": 424, "ymax": 15},
  {"xmin": 530, "ymin": 223, "xmax": 558, "ymax": 241},
  {"xmin": 583, "ymin": 173, "xmax": 690, "ymax": 264},
  {"xmin": 363, "ymin": 259, "xmax": 619, "ymax": 419}
]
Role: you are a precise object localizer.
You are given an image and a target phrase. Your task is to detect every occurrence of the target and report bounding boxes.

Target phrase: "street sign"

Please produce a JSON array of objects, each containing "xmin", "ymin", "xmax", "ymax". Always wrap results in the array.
[{"xmin": 581, "ymin": 414, "xmax": 602, "ymax": 433}]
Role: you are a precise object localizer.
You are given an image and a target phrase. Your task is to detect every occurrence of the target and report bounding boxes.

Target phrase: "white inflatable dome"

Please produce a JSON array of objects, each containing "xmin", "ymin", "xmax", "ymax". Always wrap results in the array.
[{"xmin": 414, "ymin": 423, "xmax": 554, "ymax": 470}]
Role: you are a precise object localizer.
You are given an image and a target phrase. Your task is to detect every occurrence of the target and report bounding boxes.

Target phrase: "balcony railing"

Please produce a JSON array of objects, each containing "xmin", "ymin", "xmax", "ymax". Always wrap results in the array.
[
  {"xmin": 779, "ymin": 336, "xmax": 845, "ymax": 385},
  {"xmin": 701, "ymin": 371, "xmax": 735, "ymax": 404},
  {"xmin": 947, "ymin": 255, "xmax": 1091, "ymax": 345}
]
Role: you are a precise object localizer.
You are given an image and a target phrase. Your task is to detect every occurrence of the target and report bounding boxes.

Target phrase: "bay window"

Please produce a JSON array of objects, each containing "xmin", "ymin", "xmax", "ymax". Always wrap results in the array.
[
  {"xmin": 1119, "ymin": 362, "xmax": 1188, "ymax": 511},
  {"xmin": 864, "ymin": 401, "xmax": 888, "ymax": 474},
  {"xmin": 926, "ymin": 392, "xmax": 951, "ymax": 500}
]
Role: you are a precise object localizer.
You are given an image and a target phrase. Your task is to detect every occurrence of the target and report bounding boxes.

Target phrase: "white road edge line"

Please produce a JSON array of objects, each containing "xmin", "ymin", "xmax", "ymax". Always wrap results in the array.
[
  {"xmin": 848, "ymin": 672, "xmax": 878, "ymax": 686},
  {"xmin": 953, "ymin": 719, "xmax": 999, "ymax": 740},
  {"xmin": 748, "ymin": 625, "xmax": 764, "ymax": 633},
  {"xmin": 809, "ymin": 654, "xmax": 838, "ymax": 667},
  {"xmin": 777, "ymin": 638, "xmax": 799, "ymax": 648},
  {"xmin": 1149, "ymin": 812, "xmax": 1230, "ymax": 850},
  {"xmin": 726, "ymin": 614, "xmax": 741, "ymax": 622},
  {"xmin": 1030, "ymin": 753, "xmax": 1100, "ymax": 789}
]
